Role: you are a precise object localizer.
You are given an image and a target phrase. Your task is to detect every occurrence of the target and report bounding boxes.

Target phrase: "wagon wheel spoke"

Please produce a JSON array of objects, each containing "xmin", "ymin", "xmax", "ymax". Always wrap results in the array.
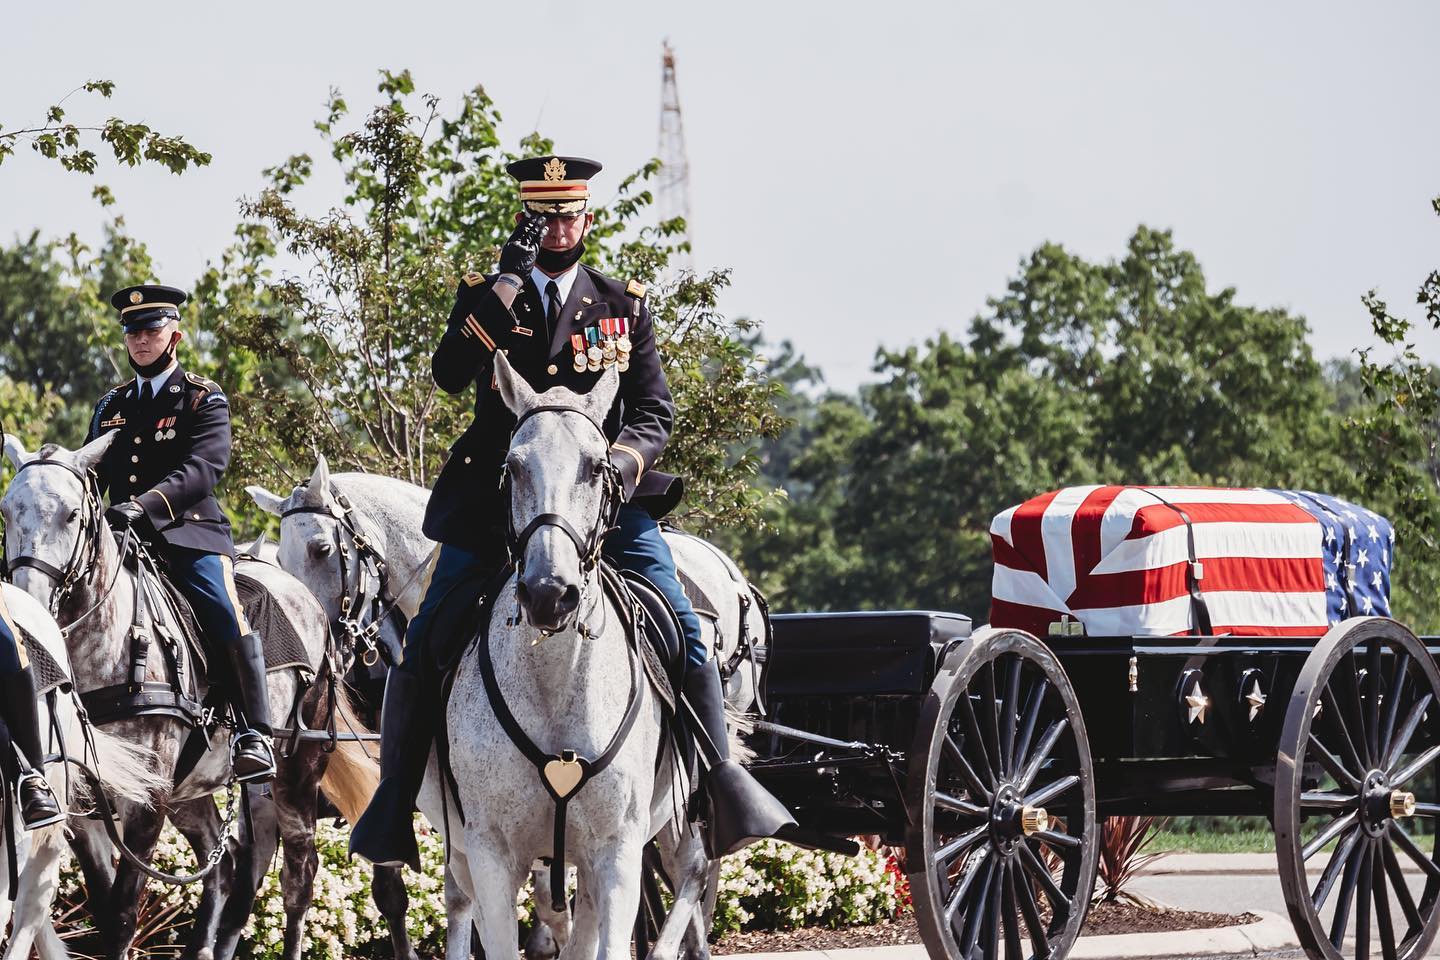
[
  {"xmin": 957, "ymin": 693, "xmax": 997, "ymax": 788},
  {"xmin": 1308, "ymin": 733, "xmax": 1363, "ymax": 792},
  {"xmin": 1354, "ymin": 837, "xmax": 1374, "ymax": 960},
  {"xmin": 1312, "ymin": 826, "xmax": 1362, "ymax": 910},
  {"xmin": 1389, "ymin": 824, "xmax": 1440, "ymax": 880},
  {"xmin": 959, "ymin": 858, "xmax": 999, "ymax": 958},
  {"xmin": 1300, "ymin": 791, "xmax": 1356, "ymax": 813},
  {"xmin": 1018, "ymin": 718, "xmax": 1069, "ymax": 792},
  {"xmin": 1372, "ymin": 842, "xmax": 1397, "ymax": 960},
  {"xmin": 1390, "ymin": 743, "xmax": 1440, "ymax": 789},
  {"xmin": 981, "ymin": 660, "xmax": 1004, "ymax": 783},
  {"xmin": 1365, "ymin": 637, "xmax": 1383, "ymax": 766},
  {"xmin": 1026, "ymin": 774, "xmax": 1080, "ymax": 810},
  {"xmin": 1340, "ymin": 653, "xmax": 1374, "ymax": 769},
  {"xmin": 934, "ymin": 791, "xmax": 988, "ymax": 820},
  {"xmin": 1018, "ymin": 840, "xmax": 1070, "ymax": 920},
  {"xmin": 1001, "ymin": 861, "xmax": 1024, "ymax": 960},
  {"xmin": 1379, "ymin": 651, "xmax": 1411, "ymax": 753},
  {"xmin": 1014, "ymin": 852, "xmax": 1051, "ymax": 959},
  {"xmin": 943, "ymin": 734, "xmax": 993, "ymax": 802},
  {"xmin": 1303, "ymin": 811, "xmax": 1359, "ymax": 862},
  {"xmin": 943, "ymin": 847, "xmax": 991, "ymax": 928},
  {"xmin": 1322, "ymin": 684, "xmax": 1368, "ymax": 780},
  {"xmin": 936, "ymin": 824, "xmax": 989, "ymax": 868},
  {"xmin": 982, "ymin": 858, "xmax": 1003, "ymax": 960},
  {"xmin": 1033, "ymin": 829, "xmax": 1081, "ymax": 851},
  {"xmin": 1000, "ymin": 655, "xmax": 1021, "ymax": 778},
  {"xmin": 1381, "ymin": 842, "xmax": 1422, "ymax": 937},
  {"xmin": 1327, "ymin": 834, "xmax": 1366, "ymax": 949},
  {"xmin": 1382, "ymin": 694, "xmax": 1434, "ymax": 773},
  {"xmin": 1013, "ymin": 678, "xmax": 1048, "ymax": 780}
]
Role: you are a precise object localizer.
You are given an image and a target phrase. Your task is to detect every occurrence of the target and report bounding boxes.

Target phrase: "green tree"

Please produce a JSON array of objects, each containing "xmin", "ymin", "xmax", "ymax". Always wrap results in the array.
[{"xmin": 0, "ymin": 81, "xmax": 209, "ymax": 175}]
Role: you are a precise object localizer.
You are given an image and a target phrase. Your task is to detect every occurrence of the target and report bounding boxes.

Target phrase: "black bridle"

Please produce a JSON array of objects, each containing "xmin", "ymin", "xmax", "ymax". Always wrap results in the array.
[
  {"xmin": 502, "ymin": 404, "xmax": 623, "ymax": 577},
  {"xmin": 281, "ymin": 491, "xmax": 401, "ymax": 668},
  {"xmin": 5, "ymin": 458, "xmax": 109, "ymax": 617}
]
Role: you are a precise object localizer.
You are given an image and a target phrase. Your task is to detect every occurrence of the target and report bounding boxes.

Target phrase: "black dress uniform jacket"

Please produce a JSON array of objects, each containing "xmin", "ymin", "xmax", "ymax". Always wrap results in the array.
[
  {"xmin": 427, "ymin": 263, "xmax": 681, "ymax": 554},
  {"xmin": 85, "ymin": 365, "xmax": 237, "ymax": 557}
]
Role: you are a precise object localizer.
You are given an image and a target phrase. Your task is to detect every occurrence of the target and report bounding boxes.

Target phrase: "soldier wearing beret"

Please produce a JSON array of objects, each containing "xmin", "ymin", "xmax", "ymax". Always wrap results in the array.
[
  {"xmin": 0, "ymin": 590, "xmax": 64, "ymax": 829},
  {"xmin": 351, "ymin": 155, "xmax": 792, "ymax": 868},
  {"xmin": 85, "ymin": 285, "xmax": 274, "ymax": 783}
]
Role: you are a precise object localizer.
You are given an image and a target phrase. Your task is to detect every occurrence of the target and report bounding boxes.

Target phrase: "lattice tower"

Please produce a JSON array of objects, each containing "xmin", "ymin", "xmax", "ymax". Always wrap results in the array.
[{"xmin": 657, "ymin": 40, "xmax": 694, "ymax": 271}]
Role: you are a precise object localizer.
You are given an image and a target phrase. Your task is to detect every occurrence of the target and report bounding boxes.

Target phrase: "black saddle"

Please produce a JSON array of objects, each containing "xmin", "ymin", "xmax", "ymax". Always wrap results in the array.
[{"xmin": 620, "ymin": 570, "xmax": 686, "ymax": 692}]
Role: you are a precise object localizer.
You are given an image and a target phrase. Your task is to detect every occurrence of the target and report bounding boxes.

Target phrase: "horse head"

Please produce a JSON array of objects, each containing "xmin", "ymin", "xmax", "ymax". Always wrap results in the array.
[
  {"xmin": 1, "ymin": 432, "xmax": 115, "ymax": 614},
  {"xmin": 494, "ymin": 350, "xmax": 621, "ymax": 634},
  {"xmin": 247, "ymin": 456, "xmax": 353, "ymax": 628}
]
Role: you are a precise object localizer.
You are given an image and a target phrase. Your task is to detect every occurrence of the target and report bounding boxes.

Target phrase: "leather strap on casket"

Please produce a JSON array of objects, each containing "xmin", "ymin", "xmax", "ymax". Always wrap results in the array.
[{"xmin": 1137, "ymin": 489, "xmax": 1214, "ymax": 636}]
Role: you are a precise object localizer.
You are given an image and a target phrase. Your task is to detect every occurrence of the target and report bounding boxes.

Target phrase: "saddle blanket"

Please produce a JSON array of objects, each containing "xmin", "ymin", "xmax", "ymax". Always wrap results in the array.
[{"xmin": 988, "ymin": 486, "xmax": 1393, "ymax": 637}]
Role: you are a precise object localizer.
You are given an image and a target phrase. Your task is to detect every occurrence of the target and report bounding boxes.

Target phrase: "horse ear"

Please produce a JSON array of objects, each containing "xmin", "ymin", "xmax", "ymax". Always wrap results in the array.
[
  {"xmin": 584, "ymin": 363, "xmax": 621, "ymax": 422},
  {"xmin": 3, "ymin": 434, "xmax": 33, "ymax": 471},
  {"xmin": 494, "ymin": 350, "xmax": 537, "ymax": 416},
  {"xmin": 302, "ymin": 456, "xmax": 330, "ymax": 506},
  {"xmin": 73, "ymin": 431, "xmax": 117, "ymax": 472},
  {"xmin": 247, "ymin": 484, "xmax": 286, "ymax": 517}
]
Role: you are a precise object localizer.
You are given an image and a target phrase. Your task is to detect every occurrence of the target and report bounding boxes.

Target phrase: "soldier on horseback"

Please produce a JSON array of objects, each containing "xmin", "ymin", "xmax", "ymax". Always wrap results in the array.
[
  {"xmin": 84, "ymin": 284, "xmax": 274, "ymax": 783},
  {"xmin": 0, "ymin": 592, "xmax": 64, "ymax": 829},
  {"xmin": 351, "ymin": 155, "xmax": 792, "ymax": 868}
]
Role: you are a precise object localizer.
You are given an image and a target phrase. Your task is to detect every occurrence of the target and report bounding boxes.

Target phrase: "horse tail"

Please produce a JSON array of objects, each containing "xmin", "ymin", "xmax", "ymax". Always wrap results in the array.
[
  {"xmin": 82, "ymin": 726, "xmax": 168, "ymax": 806},
  {"xmin": 318, "ymin": 684, "xmax": 381, "ymax": 825}
]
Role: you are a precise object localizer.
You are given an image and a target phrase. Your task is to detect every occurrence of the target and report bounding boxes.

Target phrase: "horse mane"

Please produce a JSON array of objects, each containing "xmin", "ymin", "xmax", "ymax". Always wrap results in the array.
[{"xmin": 37, "ymin": 442, "xmax": 62, "ymax": 459}]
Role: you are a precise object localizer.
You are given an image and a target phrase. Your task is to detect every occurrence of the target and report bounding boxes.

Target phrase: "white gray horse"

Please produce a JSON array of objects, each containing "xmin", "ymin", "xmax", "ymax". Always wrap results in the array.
[
  {"xmin": 1, "ymin": 435, "xmax": 377, "ymax": 960},
  {"xmin": 0, "ymin": 584, "xmax": 165, "ymax": 960},
  {"xmin": 248, "ymin": 441, "xmax": 767, "ymax": 958},
  {"xmin": 444, "ymin": 352, "xmax": 711, "ymax": 960}
]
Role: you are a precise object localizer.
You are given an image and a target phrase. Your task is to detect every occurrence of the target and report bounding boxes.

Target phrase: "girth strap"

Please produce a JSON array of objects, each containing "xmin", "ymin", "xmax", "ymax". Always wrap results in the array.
[
  {"xmin": 475, "ymin": 566, "xmax": 645, "ymax": 912},
  {"xmin": 79, "ymin": 680, "xmax": 203, "ymax": 728}
]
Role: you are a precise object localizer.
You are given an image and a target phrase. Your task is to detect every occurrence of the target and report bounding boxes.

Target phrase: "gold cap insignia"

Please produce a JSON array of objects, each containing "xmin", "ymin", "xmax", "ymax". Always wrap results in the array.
[
  {"xmin": 543, "ymin": 157, "xmax": 567, "ymax": 182},
  {"xmin": 129, "ymin": 291, "xmax": 143, "ymax": 304}
]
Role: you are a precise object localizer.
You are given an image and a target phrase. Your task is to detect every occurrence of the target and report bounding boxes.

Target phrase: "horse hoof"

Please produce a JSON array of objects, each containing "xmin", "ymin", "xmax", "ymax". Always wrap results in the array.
[{"xmin": 523, "ymin": 922, "xmax": 560, "ymax": 960}]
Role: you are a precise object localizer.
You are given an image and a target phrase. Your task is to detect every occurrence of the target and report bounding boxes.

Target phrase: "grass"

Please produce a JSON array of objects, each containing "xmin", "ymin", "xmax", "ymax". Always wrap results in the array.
[{"xmin": 1147, "ymin": 828, "xmax": 1278, "ymax": 854}]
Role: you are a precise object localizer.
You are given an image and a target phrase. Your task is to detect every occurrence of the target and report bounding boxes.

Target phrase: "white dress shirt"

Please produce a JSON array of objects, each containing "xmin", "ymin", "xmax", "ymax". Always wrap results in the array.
[
  {"xmin": 137, "ymin": 360, "xmax": 178, "ymax": 400},
  {"xmin": 531, "ymin": 263, "xmax": 580, "ymax": 319}
]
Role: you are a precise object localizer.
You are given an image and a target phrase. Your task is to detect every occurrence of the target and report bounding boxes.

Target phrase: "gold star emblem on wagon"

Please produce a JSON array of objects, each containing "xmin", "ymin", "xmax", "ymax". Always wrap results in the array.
[
  {"xmin": 129, "ymin": 290, "xmax": 143, "ymax": 304},
  {"xmin": 543, "ymin": 157, "xmax": 567, "ymax": 181},
  {"xmin": 1245, "ymin": 679, "xmax": 1267, "ymax": 722}
]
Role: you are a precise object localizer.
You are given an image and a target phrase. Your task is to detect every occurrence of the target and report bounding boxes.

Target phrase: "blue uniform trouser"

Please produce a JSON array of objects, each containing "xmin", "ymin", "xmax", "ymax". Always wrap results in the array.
[
  {"xmin": 165, "ymin": 548, "xmax": 248, "ymax": 649},
  {"xmin": 0, "ymin": 594, "xmax": 22, "ymax": 675},
  {"xmin": 400, "ymin": 504, "xmax": 705, "ymax": 675}
]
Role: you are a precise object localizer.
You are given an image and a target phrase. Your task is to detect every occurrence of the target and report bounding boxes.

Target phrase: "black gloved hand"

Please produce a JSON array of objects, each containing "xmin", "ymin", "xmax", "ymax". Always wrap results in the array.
[
  {"xmin": 498, "ymin": 212, "xmax": 547, "ymax": 277},
  {"xmin": 105, "ymin": 501, "xmax": 146, "ymax": 529}
]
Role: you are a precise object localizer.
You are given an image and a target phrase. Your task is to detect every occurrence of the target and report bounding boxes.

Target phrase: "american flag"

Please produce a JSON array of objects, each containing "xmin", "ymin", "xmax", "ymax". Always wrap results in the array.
[{"xmin": 988, "ymin": 485, "xmax": 1393, "ymax": 638}]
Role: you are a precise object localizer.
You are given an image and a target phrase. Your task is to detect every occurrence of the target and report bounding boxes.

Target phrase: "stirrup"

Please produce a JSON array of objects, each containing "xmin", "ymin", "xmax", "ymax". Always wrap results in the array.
[
  {"xmin": 231, "ymin": 730, "xmax": 277, "ymax": 784},
  {"xmin": 17, "ymin": 771, "xmax": 66, "ymax": 830}
]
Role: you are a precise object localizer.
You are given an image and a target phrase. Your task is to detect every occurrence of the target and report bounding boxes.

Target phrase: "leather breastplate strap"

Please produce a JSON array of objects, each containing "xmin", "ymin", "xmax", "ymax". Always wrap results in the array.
[
  {"xmin": 475, "ymin": 565, "xmax": 644, "ymax": 912},
  {"xmin": 1138, "ymin": 489, "xmax": 1214, "ymax": 636}
]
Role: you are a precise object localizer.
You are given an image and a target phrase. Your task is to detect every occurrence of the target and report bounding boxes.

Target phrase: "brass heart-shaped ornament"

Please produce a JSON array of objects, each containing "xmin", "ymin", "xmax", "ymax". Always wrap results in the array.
[{"xmin": 542, "ymin": 756, "xmax": 584, "ymax": 799}]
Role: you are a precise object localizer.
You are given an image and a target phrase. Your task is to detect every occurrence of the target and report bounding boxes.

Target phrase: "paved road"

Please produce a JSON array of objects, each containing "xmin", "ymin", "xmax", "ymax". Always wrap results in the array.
[{"xmin": 1131, "ymin": 854, "xmax": 1438, "ymax": 958}]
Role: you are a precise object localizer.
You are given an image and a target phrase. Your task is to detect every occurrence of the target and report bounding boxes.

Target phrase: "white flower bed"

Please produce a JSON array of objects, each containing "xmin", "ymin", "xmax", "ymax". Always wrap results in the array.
[{"xmin": 55, "ymin": 819, "xmax": 900, "ymax": 956}]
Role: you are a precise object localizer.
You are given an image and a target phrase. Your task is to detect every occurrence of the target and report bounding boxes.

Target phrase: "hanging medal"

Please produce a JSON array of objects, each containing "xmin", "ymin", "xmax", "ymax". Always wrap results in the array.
[
  {"xmin": 586, "ymin": 327, "xmax": 603, "ymax": 371},
  {"xmin": 600, "ymin": 317, "xmax": 618, "ymax": 365},
  {"xmin": 571, "ymin": 333, "xmax": 587, "ymax": 372}
]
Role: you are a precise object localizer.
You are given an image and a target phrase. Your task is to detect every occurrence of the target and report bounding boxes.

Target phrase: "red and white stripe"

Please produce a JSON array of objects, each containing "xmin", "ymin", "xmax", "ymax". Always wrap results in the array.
[{"xmin": 990, "ymin": 485, "xmax": 1327, "ymax": 637}]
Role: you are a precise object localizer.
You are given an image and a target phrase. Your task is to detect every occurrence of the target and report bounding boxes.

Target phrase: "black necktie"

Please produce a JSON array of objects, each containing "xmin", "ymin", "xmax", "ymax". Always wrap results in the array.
[
  {"xmin": 545, "ymin": 280, "xmax": 560, "ymax": 341},
  {"xmin": 140, "ymin": 381, "xmax": 154, "ymax": 405}
]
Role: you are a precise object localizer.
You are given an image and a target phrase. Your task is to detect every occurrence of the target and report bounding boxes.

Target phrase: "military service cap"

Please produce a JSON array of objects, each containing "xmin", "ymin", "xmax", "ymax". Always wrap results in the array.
[
  {"xmin": 506, "ymin": 155, "xmax": 602, "ymax": 214},
  {"xmin": 110, "ymin": 284, "xmax": 186, "ymax": 331}
]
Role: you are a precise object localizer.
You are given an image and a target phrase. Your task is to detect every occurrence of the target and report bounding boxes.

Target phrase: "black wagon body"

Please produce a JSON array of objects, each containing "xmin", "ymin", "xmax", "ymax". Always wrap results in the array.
[{"xmin": 740, "ymin": 610, "xmax": 1440, "ymax": 960}]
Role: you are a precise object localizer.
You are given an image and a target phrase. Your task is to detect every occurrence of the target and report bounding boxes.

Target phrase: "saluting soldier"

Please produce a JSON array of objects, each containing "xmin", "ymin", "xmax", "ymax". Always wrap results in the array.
[
  {"xmin": 0, "ymin": 592, "xmax": 65, "ymax": 829},
  {"xmin": 350, "ymin": 155, "xmax": 792, "ymax": 869},
  {"xmin": 85, "ymin": 285, "xmax": 274, "ymax": 783}
]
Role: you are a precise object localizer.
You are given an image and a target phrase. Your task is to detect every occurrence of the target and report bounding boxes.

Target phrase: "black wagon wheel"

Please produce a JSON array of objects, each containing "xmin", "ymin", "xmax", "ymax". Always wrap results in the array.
[
  {"xmin": 633, "ymin": 841, "xmax": 722, "ymax": 959},
  {"xmin": 905, "ymin": 627, "xmax": 1098, "ymax": 960},
  {"xmin": 1276, "ymin": 617, "xmax": 1440, "ymax": 960}
]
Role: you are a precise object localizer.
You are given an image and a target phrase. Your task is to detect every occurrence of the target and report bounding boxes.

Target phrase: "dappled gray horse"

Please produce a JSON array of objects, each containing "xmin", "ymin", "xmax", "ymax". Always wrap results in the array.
[
  {"xmin": 444, "ymin": 353, "xmax": 711, "ymax": 960},
  {"xmin": 1, "ymin": 435, "xmax": 376, "ymax": 960},
  {"xmin": 0, "ymin": 584, "xmax": 165, "ymax": 960}
]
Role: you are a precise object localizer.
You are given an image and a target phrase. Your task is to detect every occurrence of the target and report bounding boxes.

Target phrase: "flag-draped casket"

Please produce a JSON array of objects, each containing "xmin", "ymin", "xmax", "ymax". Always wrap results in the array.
[{"xmin": 988, "ymin": 486, "xmax": 1393, "ymax": 637}]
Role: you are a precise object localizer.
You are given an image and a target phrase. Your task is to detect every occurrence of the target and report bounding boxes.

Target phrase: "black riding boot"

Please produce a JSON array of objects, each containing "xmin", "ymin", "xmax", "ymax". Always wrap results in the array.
[
  {"xmin": 683, "ymin": 658, "xmax": 794, "ymax": 858},
  {"xmin": 1, "ymin": 668, "xmax": 65, "ymax": 830},
  {"xmin": 349, "ymin": 669, "xmax": 429, "ymax": 870},
  {"xmin": 225, "ymin": 632, "xmax": 276, "ymax": 784}
]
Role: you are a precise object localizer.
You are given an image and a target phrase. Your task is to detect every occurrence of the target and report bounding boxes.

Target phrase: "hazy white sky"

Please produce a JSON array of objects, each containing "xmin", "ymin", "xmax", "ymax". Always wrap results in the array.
[{"xmin": 3, "ymin": 1, "xmax": 1436, "ymax": 390}]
